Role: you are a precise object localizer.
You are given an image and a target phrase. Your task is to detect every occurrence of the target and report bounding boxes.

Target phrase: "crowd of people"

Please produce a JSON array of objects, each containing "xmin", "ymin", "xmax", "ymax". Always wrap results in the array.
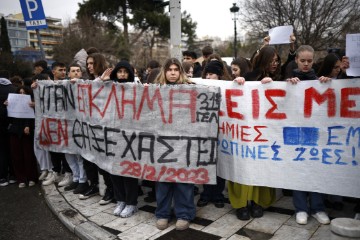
[{"xmin": 0, "ymin": 34, "xmax": 359, "ymax": 231}]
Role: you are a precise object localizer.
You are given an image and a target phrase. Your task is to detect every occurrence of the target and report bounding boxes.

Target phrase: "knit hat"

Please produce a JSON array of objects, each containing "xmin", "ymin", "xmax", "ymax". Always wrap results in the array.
[
  {"xmin": 110, "ymin": 61, "xmax": 134, "ymax": 82},
  {"xmin": 204, "ymin": 60, "xmax": 223, "ymax": 76}
]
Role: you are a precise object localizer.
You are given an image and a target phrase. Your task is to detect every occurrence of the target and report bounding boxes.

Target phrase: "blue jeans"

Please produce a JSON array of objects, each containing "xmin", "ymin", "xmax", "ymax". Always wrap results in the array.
[
  {"xmin": 65, "ymin": 154, "xmax": 87, "ymax": 183},
  {"xmin": 155, "ymin": 182, "xmax": 196, "ymax": 221},
  {"xmin": 293, "ymin": 190, "xmax": 325, "ymax": 214},
  {"xmin": 200, "ymin": 176, "xmax": 225, "ymax": 201}
]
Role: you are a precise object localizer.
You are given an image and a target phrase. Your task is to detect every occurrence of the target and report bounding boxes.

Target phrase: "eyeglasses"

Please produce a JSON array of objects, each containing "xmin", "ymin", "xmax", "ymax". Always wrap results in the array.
[{"xmin": 271, "ymin": 59, "xmax": 280, "ymax": 65}]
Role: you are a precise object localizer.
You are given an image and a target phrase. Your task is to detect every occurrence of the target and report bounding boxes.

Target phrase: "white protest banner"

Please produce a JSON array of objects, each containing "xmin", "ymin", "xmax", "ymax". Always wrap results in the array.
[
  {"xmin": 7, "ymin": 93, "xmax": 35, "ymax": 118},
  {"xmin": 33, "ymin": 80, "xmax": 220, "ymax": 184},
  {"xmin": 192, "ymin": 78, "xmax": 360, "ymax": 198},
  {"xmin": 269, "ymin": 25, "xmax": 293, "ymax": 45},
  {"xmin": 346, "ymin": 33, "xmax": 360, "ymax": 77}
]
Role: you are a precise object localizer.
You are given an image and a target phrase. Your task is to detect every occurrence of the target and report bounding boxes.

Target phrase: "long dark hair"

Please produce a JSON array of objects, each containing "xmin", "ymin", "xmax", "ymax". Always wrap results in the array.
[
  {"xmin": 317, "ymin": 53, "xmax": 340, "ymax": 77},
  {"xmin": 86, "ymin": 53, "xmax": 108, "ymax": 80},
  {"xmin": 252, "ymin": 46, "xmax": 282, "ymax": 81}
]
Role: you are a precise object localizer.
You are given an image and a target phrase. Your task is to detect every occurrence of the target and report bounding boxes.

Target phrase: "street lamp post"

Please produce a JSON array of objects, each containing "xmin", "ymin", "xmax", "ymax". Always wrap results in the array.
[{"xmin": 230, "ymin": 3, "xmax": 239, "ymax": 59}]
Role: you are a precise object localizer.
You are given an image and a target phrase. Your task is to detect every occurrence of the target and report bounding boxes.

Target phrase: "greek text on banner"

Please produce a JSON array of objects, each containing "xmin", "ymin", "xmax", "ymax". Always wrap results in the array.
[
  {"xmin": 192, "ymin": 78, "xmax": 360, "ymax": 198},
  {"xmin": 33, "ymin": 81, "xmax": 220, "ymax": 184}
]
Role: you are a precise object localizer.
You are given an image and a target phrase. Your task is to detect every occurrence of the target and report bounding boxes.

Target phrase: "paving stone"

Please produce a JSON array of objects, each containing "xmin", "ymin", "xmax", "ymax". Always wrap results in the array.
[
  {"xmin": 117, "ymin": 223, "xmax": 161, "ymax": 240},
  {"xmin": 271, "ymin": 196, "xmax": 296, "ymax": 210},
  {"xmin": 227, "ymin": 235, "xmax": 251, "ymax": 240},
  {"xmin": 271, "ymin": 225, "xmax": 312, "ymax": 240},
  {"xmin": 46, "ymin": 194, "xmax": 71, "ymax": 213},
  {"xmin": 196, "ymin": 203, "xmax": 233, "ymax": 221},
  {"xmin": 88, "ymin": 212, "xmax": 118, "ymax": 226},
  {"xmin": 202, "ymin": 211, "xmax": 250, "ymax": 238},
  {"xmin": 246, "ymin": 212, "xmax": 291, "ymax": 234},
  {"xmin": 103, "ymin": 210, "xmax": 153, "ymax": 232}
]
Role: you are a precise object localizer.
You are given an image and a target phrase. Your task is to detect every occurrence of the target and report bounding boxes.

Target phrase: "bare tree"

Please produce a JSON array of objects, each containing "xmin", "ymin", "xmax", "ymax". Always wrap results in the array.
[
  {"xmin": 238, "ymin": 0, "xmax": 360, "ymax": 50},
  {"xmin": 53, "ymin": 16, "xmax": 123, "ymax": 65}
]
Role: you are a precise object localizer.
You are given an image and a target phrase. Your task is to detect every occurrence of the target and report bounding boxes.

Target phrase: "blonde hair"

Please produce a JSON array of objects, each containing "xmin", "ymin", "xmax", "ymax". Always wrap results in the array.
[
  {"xmin": 154, "ymin": 58, "xmax": 191, "ymax": 85},
  {"xmin": 296, "ymin": 45, "xmax": 314, "ymax": 57}
]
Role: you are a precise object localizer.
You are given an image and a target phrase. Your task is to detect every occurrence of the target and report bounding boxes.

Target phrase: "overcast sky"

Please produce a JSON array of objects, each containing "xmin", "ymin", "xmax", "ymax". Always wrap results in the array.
[{"xmin": 0, "ymin": 0, "xmax": 239, "ymax": 41}]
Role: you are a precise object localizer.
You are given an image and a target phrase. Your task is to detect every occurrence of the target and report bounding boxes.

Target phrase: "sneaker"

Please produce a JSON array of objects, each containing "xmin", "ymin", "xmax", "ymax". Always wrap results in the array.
[
  {"xmin": 99, "ymin": 188, "xmax": 114, "ymax": 205},
  {"xmin": 0, "ymin": 179, "xmax": 9, "ymax": 187},
  {"xmin": 28, "ymin": 181, "xmax": 36, "ymax": 187},
  {"xmin": 312, "ymin": 211, "xmax": 330, "ymax": 224},
  {"xmin": 113, "ymin": 201, "xmax": 126, "ymax": 216},
  {"xmin": 79, "ymin": 185, "xmax": 99, "ymax": 200},
  {"xmin": 214, "ymin": 199, "xmax": 225, "ymax": 208},
  {"xmin": 197, "ymin": 198, "xmax": 209, "ymax": 207},
  {"xmin": 58, "ymin": 172, "xmax": 72, "ymax": 187},
  {"xmin": 120, "ymin": 205, "xmax": 138, "ymax": 218},
  {"xmin": 251, "ymin": 202, "xmax": 264, "ymax": 218},
  {"xmin": 296, "ymin": 211, "xmax": 308, "ymax": 225},
  {"xmin": 18, "ymin": 183, "xmax": 26, "ymax": 188},
  {"xmin": 156, "ymin": 219, "xmax": 169, "ymax": 230},
  {"xmin": 9, "ymin": 176, "xmax": 17, "ymax": 184},
  {"xmin": 42, "ymin": 172, "xmax": 55, "ymax": 186},
  {"xmin": 38, "ymin": 170, "xmax": 48, "ymax": 181},
  {"xmin": 175, "ymin": 219, "xmax": 190, "ymax": 230},
  {"xmin": 64, "ymin": 181, "xmax": 78, "ymax": 191},
  {"xmin": 236, "ymin": 207, "xmax": 250, "ymax": 221},
  {"xmin": 73, "ymin": 182, "xmax": 89, "ymax": 194},
  {"xmin": 54, "ymin": 172, "xmax": 63, "ymax": 183}
]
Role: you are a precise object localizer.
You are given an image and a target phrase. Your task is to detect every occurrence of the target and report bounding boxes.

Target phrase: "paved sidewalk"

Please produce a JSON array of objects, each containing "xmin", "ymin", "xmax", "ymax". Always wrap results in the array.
[{"xmin": 43, "ymin": 184, "xmax": 359, "ymax": 240}]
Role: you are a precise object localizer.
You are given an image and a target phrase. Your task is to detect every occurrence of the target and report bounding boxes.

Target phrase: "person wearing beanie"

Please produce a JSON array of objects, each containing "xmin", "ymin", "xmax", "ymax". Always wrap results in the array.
[{"xmin": 203, "ymin": 60, "xmax": 224, "ymax": 79}]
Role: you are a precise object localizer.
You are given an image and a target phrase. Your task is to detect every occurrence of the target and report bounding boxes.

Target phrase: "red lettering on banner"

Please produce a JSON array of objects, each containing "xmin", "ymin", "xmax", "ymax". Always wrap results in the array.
[
  {"xmin": 253, "ymin": 126, "xmax": 268, "ymax": 142},
  {"xmin": 252, "ymin": 89, "xmax": 259, "ymax": 119},
  {"xmin": 226, "ymin": 89, "xmax": 244, "ymax": 120},
  {"xmin": 119, "ymin": 160, "xmax": 210, "ymax": 184},
  {"xmin": 241, "ymin": 126, "xmax": 251, "ymax": 142},
  {"xmin": 39, "ymin": 118, "xmax": 68, "ymax": 146},
  {"xmin": 90, "ymin": 84, "xmax": 121, "ymax": 118},
  {"xmin": 168, "ymin": 89, "xmax": 197, "ymax": 123},
  {"xmin": 265, "ymin": 89, "xmax": 287, "ymax": 119},
  {"xmin": 341, "ymin": 87, "xmax": 360, "ymax": 118},
  {"xmin": 218, "ymin": 122, "xmax": 268, "ymax": 142},
  {"xmin": 136, "ymin": 86, "xmax": 167, "ymax": 123},
  {"xmin": 304, "ymin": 87, "xmax": 336, "ymax": 118},
  {"xmin": 77, "ymin": 84, "xmax": 90, "ymax": 114},
  {"xmin": 120, "ymin": 85, "xmax": 137, "ymax": 119}
]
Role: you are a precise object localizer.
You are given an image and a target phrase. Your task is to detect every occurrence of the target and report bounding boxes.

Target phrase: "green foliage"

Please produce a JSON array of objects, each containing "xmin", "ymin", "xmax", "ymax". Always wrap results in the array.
[{"xmin": 76, "ymin": 0, "xmax": 197, "ymax": 50}]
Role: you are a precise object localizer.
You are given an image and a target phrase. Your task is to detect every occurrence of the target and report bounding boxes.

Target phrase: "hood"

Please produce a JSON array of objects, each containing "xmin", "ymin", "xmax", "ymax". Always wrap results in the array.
[
  {"xmin": 0, "ymin": 78, "xmax": 12, "ymax": 85},
  {"xmin": 110, "ymin": 61, "xmax": 134, "ymax": 83}
]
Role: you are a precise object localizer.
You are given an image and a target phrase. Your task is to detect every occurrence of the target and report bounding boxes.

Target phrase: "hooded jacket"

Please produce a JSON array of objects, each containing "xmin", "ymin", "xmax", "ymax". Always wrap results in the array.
[{"xmin": 110, "ymin": 61, "xmax": 135, "ymax": 83}]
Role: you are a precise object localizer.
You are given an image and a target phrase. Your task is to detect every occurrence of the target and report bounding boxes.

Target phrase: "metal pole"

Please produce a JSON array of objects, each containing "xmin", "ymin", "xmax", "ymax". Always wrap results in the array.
[
  {"xmin": 169, "ymin": 0, "xmax": 181, "ymax": 60},
  {"xmin": 36, "ymin": 29, "xmax": 46, "ymax": 59},
  {"xmin": 234, "ymin": 18, "xmax": 237, "ymax": 58}
]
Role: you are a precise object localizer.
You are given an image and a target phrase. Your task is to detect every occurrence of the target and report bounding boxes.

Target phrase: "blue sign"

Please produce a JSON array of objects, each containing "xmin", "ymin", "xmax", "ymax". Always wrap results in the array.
[{"xmin": 19, "ymin": 0, "xmax": 48, "ymax": 30}]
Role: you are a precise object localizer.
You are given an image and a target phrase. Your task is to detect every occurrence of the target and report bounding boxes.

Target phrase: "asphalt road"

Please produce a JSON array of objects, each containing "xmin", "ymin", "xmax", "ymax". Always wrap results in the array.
[{"xmin": 0, "ymin": 183, "xmax": 79, "ymax": 240}]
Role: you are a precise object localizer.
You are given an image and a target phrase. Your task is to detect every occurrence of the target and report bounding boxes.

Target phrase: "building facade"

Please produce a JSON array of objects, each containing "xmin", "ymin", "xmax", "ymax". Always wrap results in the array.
[{"xmin": 1, "ymin": 13, "xmax": 63, "ymax": 61}]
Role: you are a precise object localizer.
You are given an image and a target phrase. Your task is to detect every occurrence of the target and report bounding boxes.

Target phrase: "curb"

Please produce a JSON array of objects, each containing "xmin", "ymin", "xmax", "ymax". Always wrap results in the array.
[{"xmin": 42, "ymin": 185, "xmax": 117, "ymax": 240}]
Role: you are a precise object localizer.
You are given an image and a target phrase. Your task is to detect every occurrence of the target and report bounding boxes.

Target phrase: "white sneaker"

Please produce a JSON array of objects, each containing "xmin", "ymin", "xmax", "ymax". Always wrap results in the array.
[
  {"xmin": 54, "ymin": 172, "xmax": 63, "ymax": 183},
  {"xmin": 44, "ymin": 171, "xmax": 53, "ymax": 180},
  {"xmin": 58, "ymin": 172, "xmax": 72, "ymax": 187},
  {"xmin": 38, "ymin": 170, "xmax": 48, "ymax": 181},
  {"xmin": 18, "ymin": 183, "xmax": 26, "ymax": 188},
  {"xmin": 28, "ymin": 181, "xmax": 36, "ymax": 187},
  {"xmin": 296, "ymin": 211, "xmax": 308, "ymax": 225},
  {"xmin": 113, "ymin": 201, "xmax": 126, "ymax": 216},
  {"xmin": 312, "ymin": 211, "xmax": 330, "ymax": 224},
  {"xmin": 42, "ymin": 172, "xmax": 55, "ymax": 186},
  {"xmin": 120, "ymin": 205, "xmax": 138, "ymax": 218}
]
